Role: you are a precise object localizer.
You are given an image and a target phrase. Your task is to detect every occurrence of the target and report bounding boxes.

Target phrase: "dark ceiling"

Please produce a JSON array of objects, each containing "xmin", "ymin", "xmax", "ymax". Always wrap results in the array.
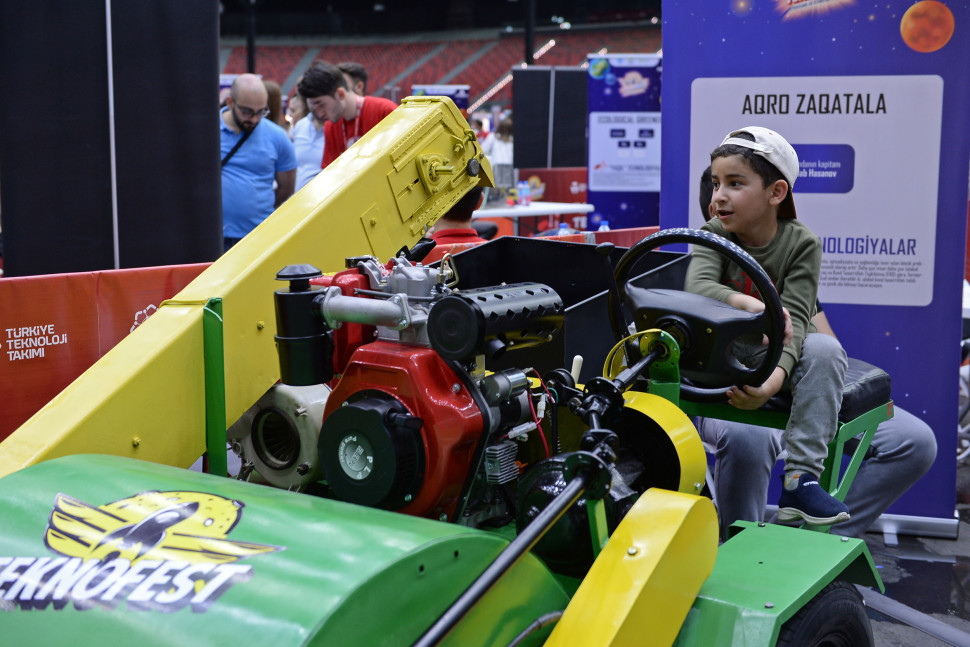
[{"xmin": 219, "ymin": 0, "xmax": 661, "ymax": 37}]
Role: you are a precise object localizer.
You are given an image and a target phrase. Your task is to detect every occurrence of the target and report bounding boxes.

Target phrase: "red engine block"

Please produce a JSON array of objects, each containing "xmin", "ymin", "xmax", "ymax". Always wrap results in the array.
[
  {"xmin": 322, "ymin": 340, "xmax": 485, "ymax": 521},
  {"xmin": 311, "ymin": 270, "xmax": 375, "ymax": 376}
]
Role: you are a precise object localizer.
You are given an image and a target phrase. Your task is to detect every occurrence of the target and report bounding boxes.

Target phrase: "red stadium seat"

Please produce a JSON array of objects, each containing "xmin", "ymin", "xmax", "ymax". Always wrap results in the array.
[{"xmin": 219, "ymin": 25, "xmax": 661, "ymax": 109}]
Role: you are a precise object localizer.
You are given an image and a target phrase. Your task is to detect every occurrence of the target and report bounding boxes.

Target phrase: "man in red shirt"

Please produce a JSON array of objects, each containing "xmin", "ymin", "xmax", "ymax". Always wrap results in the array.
[{"xmin": 297, "ymin": 61, "xmax": 397, "ymax": 170}]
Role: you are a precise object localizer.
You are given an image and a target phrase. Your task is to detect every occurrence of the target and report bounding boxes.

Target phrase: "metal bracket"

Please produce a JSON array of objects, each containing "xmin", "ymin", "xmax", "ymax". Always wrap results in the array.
[{"xmin": 416, "ymin": 154, "xmax": 456, "ymax": 194}]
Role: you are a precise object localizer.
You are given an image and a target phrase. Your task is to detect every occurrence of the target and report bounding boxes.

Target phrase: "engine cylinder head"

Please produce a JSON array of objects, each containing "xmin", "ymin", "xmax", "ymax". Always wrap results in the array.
[{"xmin": 427, "ymin": 283, "xmax": 563, "ymax": 360}]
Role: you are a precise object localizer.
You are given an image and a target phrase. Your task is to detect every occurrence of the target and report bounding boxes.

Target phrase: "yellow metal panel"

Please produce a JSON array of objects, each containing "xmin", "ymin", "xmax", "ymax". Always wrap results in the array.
[
  {"xmin": 0, "ymin": 97, "xmax": 491, "ymax": 479},
  {"xmin": 546, "ymin": 490, "xmax": 719, "ymax": 647},
  {"xmin": 361, "ymin": 202, "xmax": 397, "ymax": 255},
  {"xmin": 623, "ymin": 391, "xmax": 708, "ymax": 495},
  {"xmin": 0, "ymin": 306, "xmax": 207, "ymax": 475}
]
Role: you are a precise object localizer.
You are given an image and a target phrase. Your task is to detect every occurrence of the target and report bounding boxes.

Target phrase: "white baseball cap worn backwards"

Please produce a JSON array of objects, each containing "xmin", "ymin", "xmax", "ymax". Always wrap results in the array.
[{"xmin": 720, "ymin": 126, "xmax": 799, "ymax": 219}]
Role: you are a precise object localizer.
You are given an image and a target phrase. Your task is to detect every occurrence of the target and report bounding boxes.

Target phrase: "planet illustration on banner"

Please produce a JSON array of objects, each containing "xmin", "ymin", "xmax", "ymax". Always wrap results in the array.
[
  {"xmin": 900, "ymin": 0, "xmax": 955, "ymax": 53},
  {"xmin": 731, "ymin": 0, "xmax": 753, "ymax": 17},
  {"xmin": 588, "ymin": 58, "xmax": 610, "ymax": 79}
]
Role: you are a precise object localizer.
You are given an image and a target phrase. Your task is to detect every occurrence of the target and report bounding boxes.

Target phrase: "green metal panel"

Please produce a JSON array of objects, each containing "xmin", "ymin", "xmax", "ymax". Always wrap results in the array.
[
  {"xmin": 820, "ymin": 404, "xmax": 890, "ymax": 497},
  {"xmin": 0, "ymin": 455, "xmax": 568, "ymax": 646},
  {"xmin": 202, "ymin": 297, "xmax": 228, "ymax": 478},
  {"xmin": 679, "ymin": 400, "xmax": 791, "ymax": 430},
  {"xmin": 673, "ymin": 521, "xmax": 882, "ymax": 646}
]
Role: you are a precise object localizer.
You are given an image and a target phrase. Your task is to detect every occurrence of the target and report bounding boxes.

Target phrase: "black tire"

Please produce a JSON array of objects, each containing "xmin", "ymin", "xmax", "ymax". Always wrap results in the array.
[{"xmin": 776, "ymin": 581, "xmax": 873, "ymax": 647}]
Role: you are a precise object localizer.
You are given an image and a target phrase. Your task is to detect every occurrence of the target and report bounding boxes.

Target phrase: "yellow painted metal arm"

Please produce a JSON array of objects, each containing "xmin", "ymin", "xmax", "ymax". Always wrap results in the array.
[{"xmin": 0, "ymin": 97, "xmax": 492, "ymax": 479}]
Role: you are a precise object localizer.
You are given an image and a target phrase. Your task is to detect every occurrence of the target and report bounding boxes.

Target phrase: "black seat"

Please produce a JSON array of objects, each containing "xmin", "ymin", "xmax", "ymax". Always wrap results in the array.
[{"xmin": 759, "ymin": 357, "xmax": 891, "ymax": 423}]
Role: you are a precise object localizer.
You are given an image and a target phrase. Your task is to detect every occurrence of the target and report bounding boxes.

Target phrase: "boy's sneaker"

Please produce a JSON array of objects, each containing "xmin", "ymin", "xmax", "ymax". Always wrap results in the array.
[{"xmin": 777, "ymin": 473, "xmax": 850, "ymax": 525}]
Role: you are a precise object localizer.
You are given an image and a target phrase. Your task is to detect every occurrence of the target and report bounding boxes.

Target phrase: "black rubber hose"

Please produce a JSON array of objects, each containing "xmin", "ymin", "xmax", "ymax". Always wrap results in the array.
[{"xmin": 505, "ymin": 611, "xmax": 565, "ymax": 647}]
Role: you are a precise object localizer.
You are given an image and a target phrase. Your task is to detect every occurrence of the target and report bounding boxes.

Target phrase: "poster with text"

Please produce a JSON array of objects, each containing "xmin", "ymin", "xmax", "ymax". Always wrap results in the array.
[
  {"xmin": 689, "ymin": 74, "xmax": 941, "ymax": 306},
  {"xmin": 587, "ymin": 54, "xmax": 662, "ymax": 230},
  {"xmin": 661, "ymin": 0, "xmax": 970, "ymax": 529}
]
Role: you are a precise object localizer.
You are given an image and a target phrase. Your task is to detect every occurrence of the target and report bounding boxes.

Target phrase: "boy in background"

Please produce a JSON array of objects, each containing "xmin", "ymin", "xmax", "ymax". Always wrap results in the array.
[{"xmin": 427, "ymin": 185, "xmax": 488, "ymax": 245}]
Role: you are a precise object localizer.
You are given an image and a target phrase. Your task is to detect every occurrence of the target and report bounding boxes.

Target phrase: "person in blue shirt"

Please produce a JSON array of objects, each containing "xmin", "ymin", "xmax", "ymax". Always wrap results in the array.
[{"xmin": 220, "ymin": 73, "xmax": 296, "ymax": 252}]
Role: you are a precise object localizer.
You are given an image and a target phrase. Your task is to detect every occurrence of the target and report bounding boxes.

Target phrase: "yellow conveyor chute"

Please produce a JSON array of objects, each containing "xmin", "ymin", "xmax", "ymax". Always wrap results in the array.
[{"xmin": 0, "ymin": 97, "xmax": 492, "ymax": 479}]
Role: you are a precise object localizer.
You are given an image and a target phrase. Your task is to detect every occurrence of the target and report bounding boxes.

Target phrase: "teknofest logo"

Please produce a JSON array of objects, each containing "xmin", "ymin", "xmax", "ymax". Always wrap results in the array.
[{"xmin": 0, "ymin": 490, "xmax": 282, "ymax": 613}]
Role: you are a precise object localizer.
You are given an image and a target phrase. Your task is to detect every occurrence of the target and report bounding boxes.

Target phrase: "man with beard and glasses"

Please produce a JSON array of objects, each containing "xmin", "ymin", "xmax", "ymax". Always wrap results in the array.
[{"xmin": 220, "ymin": 73, "xmax": 296, "ymax": 252}]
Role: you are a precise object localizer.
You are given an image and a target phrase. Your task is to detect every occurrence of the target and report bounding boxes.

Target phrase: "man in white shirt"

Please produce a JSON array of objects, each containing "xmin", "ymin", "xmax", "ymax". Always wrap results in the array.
[{"xmin": 292, "ymin": 112, "xmax": 325, "ymax": 190}]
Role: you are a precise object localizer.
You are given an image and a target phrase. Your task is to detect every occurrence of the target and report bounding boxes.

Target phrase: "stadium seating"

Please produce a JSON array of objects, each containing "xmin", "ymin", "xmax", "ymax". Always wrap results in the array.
[
  {"xmin": 220, "ymin": 25, "xmax": 661, "ymax": 108},
  {"xmin": 223, "ymin": 45, "xmax": 312, "ymax": 88}
]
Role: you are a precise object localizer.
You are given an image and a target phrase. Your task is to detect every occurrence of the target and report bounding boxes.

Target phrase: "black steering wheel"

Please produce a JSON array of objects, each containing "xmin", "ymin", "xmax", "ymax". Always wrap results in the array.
[{"xmin": 611, "ymin": 228, "xmax": 786, "ymax": 403}]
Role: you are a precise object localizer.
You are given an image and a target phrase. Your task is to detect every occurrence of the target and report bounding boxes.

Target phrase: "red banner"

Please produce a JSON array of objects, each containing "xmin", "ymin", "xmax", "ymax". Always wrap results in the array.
[
  {"xmin": 516, "ymin": 167, "xmax": 588, "ymax": 203},
  {"xmin": 0, "ymin": 264, "xmax": 209, "ymax": 441}
]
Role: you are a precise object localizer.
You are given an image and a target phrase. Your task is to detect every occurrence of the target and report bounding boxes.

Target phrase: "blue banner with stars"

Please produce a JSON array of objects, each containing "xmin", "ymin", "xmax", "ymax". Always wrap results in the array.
[
  {"xmin": 661, "ymin": 0, "xmax": 970, "ymax": 530},
  {"xmin": 586, "ymin": 53, "xmax": 662, "ymax": 230}
]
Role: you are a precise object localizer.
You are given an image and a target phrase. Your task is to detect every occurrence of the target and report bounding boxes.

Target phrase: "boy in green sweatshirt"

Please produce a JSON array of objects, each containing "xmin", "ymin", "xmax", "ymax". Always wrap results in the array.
[{"xmin": 686, "ymin": 126, "xmax": 850, "ymax": 526}]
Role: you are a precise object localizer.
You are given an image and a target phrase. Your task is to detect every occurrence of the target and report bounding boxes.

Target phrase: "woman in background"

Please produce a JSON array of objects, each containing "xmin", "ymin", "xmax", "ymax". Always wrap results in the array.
[
  {"xmin": 263, "ymin": 80, "xmax": 287, "ymax": 130},
  {"xmin": 481, "ymin": 116, "xmax": 513, "ymax": 190},
  {"xmin": 286, "ymin": 92, "xmax": 309, "ymax": 140}
]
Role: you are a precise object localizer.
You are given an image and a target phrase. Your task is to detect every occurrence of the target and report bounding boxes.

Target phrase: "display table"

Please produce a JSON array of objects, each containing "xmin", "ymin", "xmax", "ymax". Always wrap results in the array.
[{"xmin": 472, "ymin": 202, "xmax": 595, "ymax": 235}]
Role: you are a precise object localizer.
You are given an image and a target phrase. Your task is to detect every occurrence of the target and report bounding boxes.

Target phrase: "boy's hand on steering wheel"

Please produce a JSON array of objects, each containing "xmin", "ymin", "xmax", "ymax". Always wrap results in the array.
[
  {"xmin": 775, "ymin": 307, "xmax": 793, "ymax": 347},
  {"xmin": 727, "ymin": 366, "xmax": 786, "ymax": 410},
  {"xmin": 727, "ymin": 295, "xmax": 792, "ymax": 347}
]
